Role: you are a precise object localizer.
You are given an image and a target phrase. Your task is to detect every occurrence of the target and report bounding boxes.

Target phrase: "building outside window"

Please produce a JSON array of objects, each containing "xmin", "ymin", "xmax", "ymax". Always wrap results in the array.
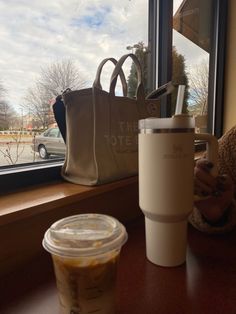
[
  {"xmin": 173, "ymin": 0, "xmax": 213, "ymax": 133},
  {"xmin": 158, "ymin": 0, "xmax": 226, "ymax": 137}
]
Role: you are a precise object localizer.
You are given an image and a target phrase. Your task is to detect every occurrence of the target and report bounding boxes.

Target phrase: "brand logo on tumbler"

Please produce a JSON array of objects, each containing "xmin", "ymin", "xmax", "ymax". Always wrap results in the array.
[{"xmin": 163, "ymin": 144, "xmax": 189, "ymax": 159}]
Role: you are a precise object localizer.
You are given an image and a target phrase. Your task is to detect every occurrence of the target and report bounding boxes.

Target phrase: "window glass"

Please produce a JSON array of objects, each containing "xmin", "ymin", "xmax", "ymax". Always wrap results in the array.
[
  {"xmin": 43, "ymin": 129, "xmax": 51, "ymax": 137},
  {"xmin": 47, "ymin": 128, "xmax": 59, "ymax": 138},
  {"xmin": 0, "ymin": 0, "xmax": 148, "ymax": 168},
  {"xmin": 172, "ymin": 0, "xmax": 213, "ymax": 133}
]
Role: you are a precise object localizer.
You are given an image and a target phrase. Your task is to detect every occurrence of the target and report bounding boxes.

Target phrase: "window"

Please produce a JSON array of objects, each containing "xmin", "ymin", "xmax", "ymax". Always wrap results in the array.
[
  {"xmin": 0, "ymin": 0, "xmax": 227, "ymax": 190},
  {"xmin": 47, "ymin": 128, "xmax": 59, "ymax": 138},
  {"xmin": 0, "ymin": 1, "xmax": 149, "ymax": 165},
  {"xmin": 158, "ymin": 0, "xmax": 227, "ymax": 138},
  {"xmin": 0, "ymin": 0, "xmax": 149, "ymax": 190},
  {"xmin": 173, "ymin": 0, "xmax": 213, "ymax": 123}
]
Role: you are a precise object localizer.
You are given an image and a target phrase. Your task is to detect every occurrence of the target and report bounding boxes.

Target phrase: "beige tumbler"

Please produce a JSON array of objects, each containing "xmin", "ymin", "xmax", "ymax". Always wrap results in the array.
[{"xmin": 139, "ymin": 114, "xmax": 218, "ymax": 267}]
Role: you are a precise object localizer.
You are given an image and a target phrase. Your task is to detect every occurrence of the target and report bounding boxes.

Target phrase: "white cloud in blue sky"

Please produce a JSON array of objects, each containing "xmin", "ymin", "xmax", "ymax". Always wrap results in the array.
[{"xmin": 71, "ymin": 5, "xmax": 111, "ymax": 28}]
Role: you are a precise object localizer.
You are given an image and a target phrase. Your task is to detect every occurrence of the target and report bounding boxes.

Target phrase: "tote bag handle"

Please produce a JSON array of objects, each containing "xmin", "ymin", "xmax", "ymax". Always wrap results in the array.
[
  {"xmin": 109, "ymin": 53, "xmax": 145, "ymax": 100},
  {"xmin": 93, "ymin": 57, "xmax": 128, "ymax": 96}
]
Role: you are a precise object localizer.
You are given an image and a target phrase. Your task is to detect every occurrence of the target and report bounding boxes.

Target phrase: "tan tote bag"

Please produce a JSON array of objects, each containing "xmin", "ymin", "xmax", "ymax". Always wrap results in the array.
[{"xmin": 62, "ymin": 53, "xmax": 170, "ymax": 185}]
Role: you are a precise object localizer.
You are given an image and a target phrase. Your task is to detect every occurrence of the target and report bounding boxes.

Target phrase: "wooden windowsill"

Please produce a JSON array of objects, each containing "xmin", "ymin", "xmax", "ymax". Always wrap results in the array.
[
  {"xmin": 0, "ymin": 150, "xmax": 204, "ymax": 227},
  {"xmin": 0, "ymin": 176, "xmax": 138, "ymax": 227}
]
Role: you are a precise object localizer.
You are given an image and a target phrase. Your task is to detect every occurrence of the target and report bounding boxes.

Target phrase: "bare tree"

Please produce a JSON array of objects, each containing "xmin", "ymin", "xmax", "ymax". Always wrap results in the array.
[
  {"xmin": 22, "ymin": 59, "xmax": 87, "ymax": 129},
  {"xmin": 0, "ymin": 82, "xmax": 17, "ymax": 130},
  {"xmin": 23, "ymin": 84, "xmax": 54, "ymax": 129},
  {"xmin": 0, "ymin": 101, "xmax": 17, "ymax": 129},
  {"xmin": 0, "ymin": 133, "xmax": 25, "ymax": 165},
  {"xmin": 0, "ymin": 80, "xmax": 6, "ymax": 98},
  {"xmin": 188, "ymin": 59, "xmax": 209, "ymax": 115},
  {"xmin": 0, "ymin": 80, "xmax": 7, "ymax": 128},
  {"xmin": 38, "ymin": 59, "xmax": 87, "ymax": 97}
]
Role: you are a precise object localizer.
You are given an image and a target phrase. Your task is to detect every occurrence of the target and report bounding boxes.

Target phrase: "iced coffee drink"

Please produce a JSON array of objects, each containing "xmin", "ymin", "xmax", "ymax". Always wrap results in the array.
[{"xmin": 43, "ymin": 214, "xmax": 128, "ymax": 314}]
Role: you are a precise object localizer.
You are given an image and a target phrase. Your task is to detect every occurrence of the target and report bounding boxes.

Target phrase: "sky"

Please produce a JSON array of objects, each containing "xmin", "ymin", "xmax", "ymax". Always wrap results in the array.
[{"xmin": 0, "ymin": 0, "xmax": 208, "ymax": 112}]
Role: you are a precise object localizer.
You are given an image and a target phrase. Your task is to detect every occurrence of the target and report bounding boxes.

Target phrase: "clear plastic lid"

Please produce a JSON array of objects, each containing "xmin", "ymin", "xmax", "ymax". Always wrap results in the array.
[
  {"xmin": 139, "ymin": 114, "xmax": 195, "ymax": 130},
  {"xmin": 43, "ymin": 214, "xmax": 128, "ymax": 257}
]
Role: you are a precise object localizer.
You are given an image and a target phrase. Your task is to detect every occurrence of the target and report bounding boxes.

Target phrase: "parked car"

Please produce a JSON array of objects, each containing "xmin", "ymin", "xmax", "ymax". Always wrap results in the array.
[{"xmin": 32, "ymin": 127, "xmax": 66, "ymax": 159}]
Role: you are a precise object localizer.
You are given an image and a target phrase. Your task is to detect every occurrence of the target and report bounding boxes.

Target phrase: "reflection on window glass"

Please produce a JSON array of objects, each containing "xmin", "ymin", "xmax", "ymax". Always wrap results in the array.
[
  {"xmin": 0, "ymin": 0, "xmax": 148, "ymax": 167},
  {"xmin": 172, "ymin": 0, "xmax": 212, "ymax": 133}
]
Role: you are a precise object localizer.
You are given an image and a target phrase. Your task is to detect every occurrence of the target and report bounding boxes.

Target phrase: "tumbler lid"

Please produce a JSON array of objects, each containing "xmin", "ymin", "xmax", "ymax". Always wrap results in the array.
[
  {"xmin": 139, "ymin": 114, "xmax": 195, "ymax": 132},
  {"xmin": 43, "ymin": 214, "xmax": 128, "ymax": 257}
]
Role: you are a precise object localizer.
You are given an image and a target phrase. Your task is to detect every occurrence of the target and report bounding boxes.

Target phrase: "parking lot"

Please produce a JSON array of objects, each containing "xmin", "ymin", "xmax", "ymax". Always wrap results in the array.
[{"xmin": 0, "ymin": 135, "xmax": 63, "ymax": 167}]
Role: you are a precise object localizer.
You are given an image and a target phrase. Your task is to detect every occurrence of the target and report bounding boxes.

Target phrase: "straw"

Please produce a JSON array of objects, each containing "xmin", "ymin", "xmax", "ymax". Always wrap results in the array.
[{"xmin": 175, "ymin": 85, "xmax": 185, "ymax": 115}]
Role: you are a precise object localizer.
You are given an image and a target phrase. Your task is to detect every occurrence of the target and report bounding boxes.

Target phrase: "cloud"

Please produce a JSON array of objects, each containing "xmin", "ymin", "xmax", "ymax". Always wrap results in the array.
[
  {"xmin": 0, "ymin": 0, "xmax": 148, "ymax": 110},
  {"xmin": 71, "ymin": 5, "xmax": 111, "ymax": 28}
]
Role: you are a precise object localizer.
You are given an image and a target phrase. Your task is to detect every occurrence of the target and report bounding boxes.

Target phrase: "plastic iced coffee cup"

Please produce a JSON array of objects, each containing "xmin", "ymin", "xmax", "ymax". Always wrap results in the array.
[{"xmin": 43, "ymin": 213, "xmax": 128, "ymax": 314}]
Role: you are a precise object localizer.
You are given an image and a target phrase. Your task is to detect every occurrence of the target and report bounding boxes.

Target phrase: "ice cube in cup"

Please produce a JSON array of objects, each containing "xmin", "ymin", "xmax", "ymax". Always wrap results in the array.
[{"xmin": 43, "ymin": 213, "xmax": 128, "ymax": 314}]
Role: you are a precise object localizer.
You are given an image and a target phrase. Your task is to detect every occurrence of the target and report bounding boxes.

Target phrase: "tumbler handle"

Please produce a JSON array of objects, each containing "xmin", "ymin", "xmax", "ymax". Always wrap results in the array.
[{"xmin": 194, "ymin": 133, "xmax": 218, "ymax": 176}]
